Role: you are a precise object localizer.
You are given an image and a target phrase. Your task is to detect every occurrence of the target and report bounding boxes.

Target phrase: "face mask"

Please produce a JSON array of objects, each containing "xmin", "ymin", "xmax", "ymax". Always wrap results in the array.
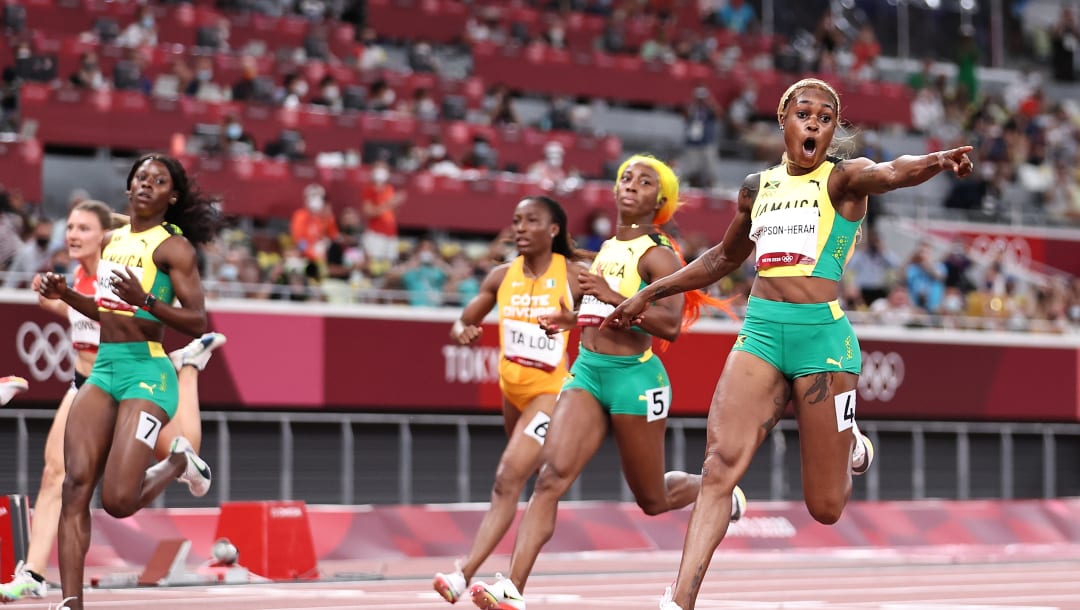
[
  {"xmin": 323, "ymin": 86, "xmax": 339, "ymax": 100},
  {"xmin": 218, "ymin": 263, "xmax": 239, "ymax": 281},
  {"xmin": 53, "ymin": 263, "xmax": 67, "ymax": 274},
  {"xmin": 83, "ymin": 61, "xmax": 98, "ymax": 71},
  {"xmin": 197, "ymin": 69, "xmax": 213, "ymax": 81},
  {"xmin": 419, "ymin": 250, "xmax": 435, "ymax": 265},
  {"xmin": 36, "ymin": 237, "xmax": 50, "ymax": 249},
  {"xmin": 141, "ymin": 16, "xmax": 154, "ymax": 28},
  {"xmin": 381, "ymin": 90, "xmax": 396, "ymax": 105},
  {"xmin": 593, "ymin": 217, "xmax": 612, "ymax": 235},
  {"xmin": 943, "ymin": 295, "xmax": 964, "ymax": 313},
  {"xmin": 372, "ymin": 168, "xmax": 389, "ymax": 184},
  {"xmin": 294, "ymin": 82, "xmax": 309, "ymax": 97},
  {"xmin": 430, "ymin": 144, "xmax": 446, "ymax": 158},
  {"xmin": 306, "ymin": 196, "xmax": 325, "ymax": 213},
  {"xmin": 546, "ymin": 153, "xmax": 563, "ymax": 167},
  {"xmin": 226, "ymin": 123, "xmax": 242, "ymax": 140},
  {"xmin": 1070, "ymin": 304, "xmax": 1080, "ymax": 321}
]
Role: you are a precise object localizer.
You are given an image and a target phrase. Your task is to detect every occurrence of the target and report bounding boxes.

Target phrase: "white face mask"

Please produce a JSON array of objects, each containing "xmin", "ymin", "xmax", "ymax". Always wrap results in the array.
[
  {"xmin": 430, "ymin": 144, "xmax": 446, "ymax": 158},
  {"xmin": 306, "ymin": 196, "xmax": 325, "ymax": 212},
  {"xmin": 293, "ymin": 81, "xmax": 309, "ymax": 97},
  {"xmin": 593, "ymin": 217, "xmax": 611, "ymax": 235},
  {"xmin": 323, "ymin": 85, "xmax": 339, "ymax": 100},
  {"xmin": 372, "ymin": 168, "xmax": 389, "ymax": 184}
]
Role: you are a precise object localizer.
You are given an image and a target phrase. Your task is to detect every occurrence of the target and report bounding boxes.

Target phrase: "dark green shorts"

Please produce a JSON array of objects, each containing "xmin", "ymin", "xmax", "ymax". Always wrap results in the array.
[
  {"xmin": 561, "ymin": 346, "xmax": 672, "ymax": 420},
  {"xmin": 86, "ymin": 342, "xmax": 179, "ymax": 418},
  {"xmin": 732, "ymin": 296, "xmax": 862, "ymax": 380}
]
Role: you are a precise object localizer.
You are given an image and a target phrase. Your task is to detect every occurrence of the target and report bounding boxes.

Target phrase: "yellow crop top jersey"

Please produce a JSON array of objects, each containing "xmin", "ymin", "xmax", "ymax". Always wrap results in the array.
[
  {"xmin": 578, "ymin": 233, "xmax": 673, "ymax": 326},
  {"xmin": 95, "ymin": 223, "xmax": 179, "ymax": 322},
  {"xmin": 749, "ymin": 158, "xmax": 862, "ymax": 281},
  {"xmin": 496, "ymin": 254, "xmax": 573, "ymax": 374}
]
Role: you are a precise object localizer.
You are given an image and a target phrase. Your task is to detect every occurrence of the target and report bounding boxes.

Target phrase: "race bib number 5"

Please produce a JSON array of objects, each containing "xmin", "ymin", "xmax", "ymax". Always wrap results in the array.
[{"xmin": 645, "ymin": 385, "xmax": 671, "ymax": 422}]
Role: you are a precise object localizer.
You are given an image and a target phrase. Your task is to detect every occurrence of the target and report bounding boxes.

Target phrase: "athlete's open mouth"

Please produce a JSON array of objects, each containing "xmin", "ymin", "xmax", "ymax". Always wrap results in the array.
[{"xmin": 802, "ymin": 137, "xmax": 817, "ymax": 155}]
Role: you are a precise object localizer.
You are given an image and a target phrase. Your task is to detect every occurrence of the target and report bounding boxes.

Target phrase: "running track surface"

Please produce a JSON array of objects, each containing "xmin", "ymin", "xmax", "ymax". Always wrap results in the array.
[{"xmin": 20, "ymin": 547, "xmax": 1080, "ymax": 609}]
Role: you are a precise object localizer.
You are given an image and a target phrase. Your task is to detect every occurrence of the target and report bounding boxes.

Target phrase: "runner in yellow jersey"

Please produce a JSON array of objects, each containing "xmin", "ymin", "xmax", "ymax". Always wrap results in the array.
[
  {"xmin": 605, "ymin": 79, "xmax": 974, "ymax": 610},
  {"xmin": 433, "ymin": 196, "xmax": 587, "ymax": 604},
  {"xmin": 37, "ymin": 154, "xmax": 223, "ymax": 610}
]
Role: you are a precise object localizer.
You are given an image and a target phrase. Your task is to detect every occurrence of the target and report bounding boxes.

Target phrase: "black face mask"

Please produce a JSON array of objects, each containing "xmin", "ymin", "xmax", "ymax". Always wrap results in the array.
[
  {"xmin": 36, "ymin": 238, "xmax": 50, "ymax": 249},
  {"xmin": 53, "ymin": 263, "xmax": 67, "ymax": 274}
]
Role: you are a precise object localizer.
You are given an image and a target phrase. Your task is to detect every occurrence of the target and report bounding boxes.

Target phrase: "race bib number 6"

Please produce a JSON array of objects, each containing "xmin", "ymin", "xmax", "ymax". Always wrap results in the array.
[{"xmin": 523, "ymin": 411, "xmax": 551, "ymax": 445}]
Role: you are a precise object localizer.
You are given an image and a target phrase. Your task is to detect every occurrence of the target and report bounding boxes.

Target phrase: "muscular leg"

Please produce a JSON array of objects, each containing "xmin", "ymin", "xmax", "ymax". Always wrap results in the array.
[
  {"xmin": 23, "ymin": 388, "xmax": 76, "ymax": 575},
  {"xmin": 791, "ymin": 371, "xmax": 860, "ymax": 524},
  {"xmin": 610, "ymin": 414, "xmax": 696, "ymax": 515},
  {"xmin": 506, "ymin": 389, "xmax": 608, "ymax": 592},
  {"xmin": 155, "ymin": 366, "xmax": 201, "ymax": 459},
  {"xmin": 99, "ymin": 399, "xmax": 186, "ymax": 518},
  {"xmin": 58, "ymin": 385, "xmax": 117, "ymax": 610},
  {"xmin": 670, "ymin": 352, "xmax": 789, "ymax": 610},
  {"xmin": 460, "ymin": 395, "xmax": 554, "ymax": 582}
]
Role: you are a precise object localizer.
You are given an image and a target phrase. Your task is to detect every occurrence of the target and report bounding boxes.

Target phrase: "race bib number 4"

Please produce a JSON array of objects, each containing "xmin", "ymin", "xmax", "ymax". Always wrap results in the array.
[
  {"xmin": 502, "ymin": 319, "xmax": 564, "ymax": 372},
  {"xmin": 834, "ymin": 389, "xmax": 856, "ymax": 432},
  {"xmin": 95, "ymin": 260, "xmax": 144, "ymax": 312}
]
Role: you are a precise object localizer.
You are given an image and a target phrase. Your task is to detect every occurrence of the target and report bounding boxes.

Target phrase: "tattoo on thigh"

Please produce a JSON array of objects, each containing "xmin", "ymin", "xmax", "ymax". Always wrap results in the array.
[
  {"xmin": 761, "ymin": 396, "xmax": 787, "ymax": 432},
  {"xmin": 803, "ymin": 373, "xmax": 831, "ymax": 404}
]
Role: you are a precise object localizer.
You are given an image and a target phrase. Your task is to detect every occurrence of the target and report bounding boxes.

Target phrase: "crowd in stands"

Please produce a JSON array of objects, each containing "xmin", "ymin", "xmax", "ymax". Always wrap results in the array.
[{"xmin": 0, "ymin": 0, "xmax": 1079, "ymax": 334}]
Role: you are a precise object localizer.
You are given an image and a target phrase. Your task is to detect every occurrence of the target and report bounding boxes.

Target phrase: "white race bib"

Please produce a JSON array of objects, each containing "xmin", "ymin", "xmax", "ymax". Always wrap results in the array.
[
  {"xmin": 67, "ymin": 307, "xmax": 100, "ymax": 350},
  {"xmin": 94, "ymin": 260, "xmax": 143, "ymax": 312},
  {"xmin": 577, "ymin": 294, "xmax": 614, "ymax": 327},
  {"xmin": 749, "ymin": 207, "xmax": 820, "ymax": 270},
  {"xmin": 502, "ymin": 319, "xmax": 564, "ymax": 372}
]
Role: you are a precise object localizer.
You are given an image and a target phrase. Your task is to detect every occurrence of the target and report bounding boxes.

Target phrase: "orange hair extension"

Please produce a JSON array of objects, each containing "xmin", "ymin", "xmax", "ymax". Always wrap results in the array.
[{"xmin": 613, "ymin": 154, "xmax": 738, "ymax": 349}]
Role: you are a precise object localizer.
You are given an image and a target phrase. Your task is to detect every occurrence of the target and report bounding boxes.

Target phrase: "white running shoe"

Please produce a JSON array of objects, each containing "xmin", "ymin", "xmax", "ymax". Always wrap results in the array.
[
  {"xmin": 433, "ymin": 562, "xmax": 468, "ymax": 604},
  {"xmin": 659, "ymin": 586, "xmax": 683, "ymax": 610},
  {"xmin": 169, "ymin": 332, "xmax": 227, "ymax": 372},
  {"xmin": 171, "ymin": 436, "xmax": 212, "ymax": 497},
  {"xmin": 53, "ymin": 596, "xmax": 77, "ymax": 609},
  {"xmin": 730, "ymin": 485, "xmax": 747, "ymax": 523},
  {"xmin": 469, "ymin": 574, "xmax": 525, "ymax": 610},
  {"xmin": 0, "ymin": 561, "xmax": 47, "ymax": 601},
  {"xmin": 851, "ymin": 422, "xmax": 875, "ymax": 476},
  {"xmin": 0, "ymin": 375, "xmax": 29, "ymax": 407}
]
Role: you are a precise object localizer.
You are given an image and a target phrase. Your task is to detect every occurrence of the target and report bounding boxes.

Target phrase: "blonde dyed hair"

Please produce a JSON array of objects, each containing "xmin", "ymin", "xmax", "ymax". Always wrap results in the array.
[{"xmin": 612, "ymin": 154, "xmax": 681, "ymax": 225}]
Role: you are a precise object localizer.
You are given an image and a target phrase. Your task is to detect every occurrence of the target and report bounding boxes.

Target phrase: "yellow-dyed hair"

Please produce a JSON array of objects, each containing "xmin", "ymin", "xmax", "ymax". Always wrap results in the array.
[
  {"xmin": 776, "ymin": 77, "xmax": 841, "ymax": 126},
  {"xmin": 612, "ymin": 154, "xmax": 681, "ymax": 225}
]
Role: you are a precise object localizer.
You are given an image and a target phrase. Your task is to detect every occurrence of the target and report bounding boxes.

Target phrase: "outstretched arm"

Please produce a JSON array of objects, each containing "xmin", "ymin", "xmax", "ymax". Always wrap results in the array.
[
  {"xmin": 601, "ymin": 173, "xmax": 758, "ymax": 329},
  {"xmin": 839, "ymin": 146, "xmax": 974, "ymax": 198}
]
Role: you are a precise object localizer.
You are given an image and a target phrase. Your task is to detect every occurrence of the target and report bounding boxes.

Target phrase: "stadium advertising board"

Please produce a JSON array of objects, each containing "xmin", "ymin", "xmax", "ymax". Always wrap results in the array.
[{"xmin": 2, "ymin": 297, "xmax": 1076, "ymax": 422}]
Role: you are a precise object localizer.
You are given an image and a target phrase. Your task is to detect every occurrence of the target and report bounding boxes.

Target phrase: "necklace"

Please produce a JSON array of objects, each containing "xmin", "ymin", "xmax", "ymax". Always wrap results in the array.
[{"xmin": 617, "ymin": 223, "xmax": 657, "ymax": 230}]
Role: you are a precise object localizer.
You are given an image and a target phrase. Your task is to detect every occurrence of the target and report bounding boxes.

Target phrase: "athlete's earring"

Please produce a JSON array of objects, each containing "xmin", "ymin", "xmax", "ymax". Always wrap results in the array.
[
  {"xmin": 169, "ymin": 197, "xmax": 177, "ymax": 205},
  {"xmin": 779, "ymin": 125, "xmax": 784, "ymax": 131}
]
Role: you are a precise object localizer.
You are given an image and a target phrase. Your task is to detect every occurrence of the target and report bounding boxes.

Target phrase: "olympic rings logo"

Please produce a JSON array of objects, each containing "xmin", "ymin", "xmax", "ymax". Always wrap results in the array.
[
  {"xmin": 858, "ymin": 351, "xmax": 904, "ymax": 402},
  {"xmin": 968, "ymin": 235, "xmax": 1032, "ymax": 268},
  {"xmin": 16, "ymin": 321, "xmax": 74, "ymax": 382}
]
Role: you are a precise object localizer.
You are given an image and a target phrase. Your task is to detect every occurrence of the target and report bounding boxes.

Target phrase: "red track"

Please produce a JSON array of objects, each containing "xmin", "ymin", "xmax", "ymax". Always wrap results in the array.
[{"xmin": 21, "ymin": 547, "xmax": 1080, "ymax": 609}]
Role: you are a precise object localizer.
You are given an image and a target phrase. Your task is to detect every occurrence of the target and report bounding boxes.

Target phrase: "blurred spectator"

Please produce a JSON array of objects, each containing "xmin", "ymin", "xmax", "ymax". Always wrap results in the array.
[
  {"xmin": 640, "ymin": 25, "xmax": 676, "ymax": 63},
  {"xmin": 197, "ymin": 17, "xmax": 231, "ymax": 53},
  {"xmin": 539, "ymin": 95, "xmax": 576, "ymax": 132},
  {"xmin": 231, "ymin": 56, "xmax": 261, "ymax": 102},
  {"xmin": 0, "ymin": 67, "xmax": 18, "ymax": 133},
  {"xmin": 942, "ymin": 238, "xmax": 975, "ymax": 292},
  {"xmin": 710, "ymin": 0, "xmax": 756, "ymax": 34},
  {"xmin": 69, "ymin": 52, "xmax": 107, "ymax": 91},
  {"xmin": 310, "ymin": 74, "xmax": 344, "ymax": 112},
  {"xmin": 186, "ymin": 56, "xmax": 227, "ymax": 102},
  {"xmin": 424, "ymin": 139, "xmax": 462, "ymax": 177},
  {"xmin": 595, "ymin": 10, "xmax": 627, "ymax": 54},
  {"xmin": 581, "ymin": 208, "xmax": 612, "ymax": 252},
  {"xmin": 911, "ymin": 80, "xmax": 946, "ymax": 135},
  {"xmin": 356, "ymin": 26, "xmax": 388, "ymax": 72},
  {"xmin": 264, "ymin": 129, "xmax": 309, "ymax": 161},
  {"xmin": 679, "ymin": 86, "xmax": 721, "ymax": 188},
  {"xmin": 367, "ymin": 79, "xmax": 397, "ymax": 112},
  {"xmin": 955, "ymin": 29, "xmax": 980, "ymax": 103},
  {"xmin": 3, "ymin": 218, "xmax": 52, "ymax": 288},
  {"xmin": 390, "ymin": 237, "xmax": 450, "ymax": 306},
  {"xmin": 465, "ymin": 6, "xmax": 507, "ymax": 46},
  {"xmin": 905, "ymin": 243, "xmax": 947, "ymax": 313},
  {"xmin": 487, "ymin": 85, "xmax": 520, "ymax": 126},
  {"xmin": 407, "ymin": 41, "xmax": 440, "ymax": 74},
  {"xmin": 1051, "ymin": 6, "xmax": 1079, "ymax": 82},
  {"xmin": 460, "ymin": 135, "xmax": 499, "ymax": 171},
  {"xmin": 528, "ymin": 141, "xmax": 575, "ymax": 192},
  {"xmin": 361, "ymin": 161, "xmax": 405, "ymax": 270},
  {"xmin": 869, "ymin": 284, "xmax": 920, "ymax": 327},
  {"xmin": 1045, "ymin": 159, "xmax": 1080, "ymax": 221},
  {"xmin": 401, "ymin": 87, "xmax": 439, "ymax": 122},
  {"xmin": 322, "ymin": 206, "xmax": 368, "ymax": 303},
  {"xmin": 850, "ymin": 24, "xmax": 880, "ymax": 81},
  {"xmin": 290, "ymin": 183, "xmax": 339, "ymax": 264},
  {"xmin": 906, "ymin": 56, "xmax": 936, "ymax": 91},
  {"xmin": 206, "ymin": 113, "xmax": 256, "ymax": 156},
  {"xmin": 0, "ymin": 189, "xmax": 26, "ymax": 270},
  {"xmin": 444, "ymin": 249, "xmax": 481, "ymax": 306},
  {"xmin": 847, "ymin": 230, "xmax": 898, "ymax": 307},
  {"xmin": 113, "ymin": 49, "xmax": 152, "ymax": 94},
  {"xmin": 278, "ymin": 73, "xmax": 309, "ymax": 109},
  {"xmin": 116, "ymin": 5, "xmax": 157, "ymax": 48},
  {"xmin": 152, "ymin": 57, "xmax": 193, "ymax": 99}
]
